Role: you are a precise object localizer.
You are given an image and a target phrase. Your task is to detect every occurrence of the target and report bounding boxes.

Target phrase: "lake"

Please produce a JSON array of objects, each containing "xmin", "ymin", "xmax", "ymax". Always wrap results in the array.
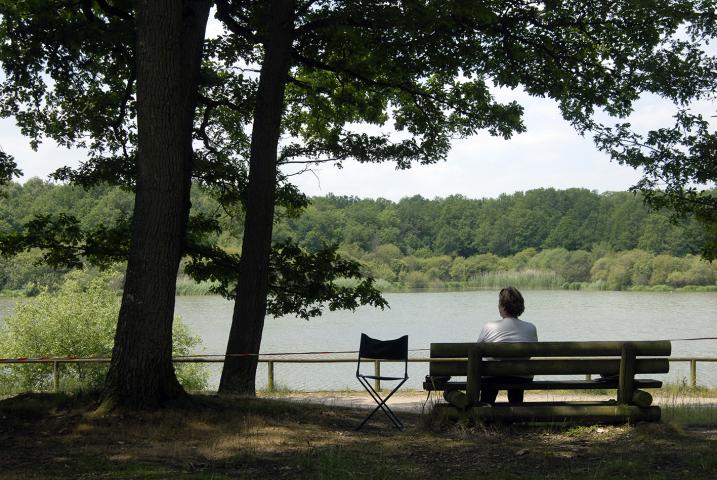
[{"xmin": 2, "ymin": 290, "xmax": 716, "ymax": 390}]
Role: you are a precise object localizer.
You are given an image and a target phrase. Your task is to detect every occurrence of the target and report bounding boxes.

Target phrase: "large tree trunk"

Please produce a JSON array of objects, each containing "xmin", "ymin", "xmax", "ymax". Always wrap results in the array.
[
  {"xmin": 101, "ymin": 0, "xmax": 211, "ymax": 410},
  {"xmin": 219, "ymin": 0, "xmax": 295, "ymax": 395}
]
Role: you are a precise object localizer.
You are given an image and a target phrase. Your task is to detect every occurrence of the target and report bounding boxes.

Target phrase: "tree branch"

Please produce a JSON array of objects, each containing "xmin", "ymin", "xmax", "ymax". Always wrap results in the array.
[
  {"xmin": 214, "ymin": 0, "xmax": 261, "ymax": 42},
  {"xmin": 95, "ymin": 0, "xmax": 133, "ymax": 22},
  {"xmin": 114, "ymin": 65, "xmax": 136, "ymax": 160},
  {"xmin": 197, "ymin": 92, "xmax": 244, "ymax": 112}
]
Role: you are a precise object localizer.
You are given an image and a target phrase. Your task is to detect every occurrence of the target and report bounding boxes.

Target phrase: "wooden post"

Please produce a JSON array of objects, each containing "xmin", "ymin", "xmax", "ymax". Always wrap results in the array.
[
  {"xmin": 690, "ymin": 359, "xmax": 697, "ymax": 388},
  {"xmin": 585, "ymin": 373, "xmax": 592, "ymax": 381},
  {"xmin": 53, "ymin": 361, "xmax": 60, "ymax": 392},
  {"xmin": 267, "ymin": 361, "xmax": 274, "ymax": 392},
  {"xmin": 466, "ymin": 347, "xmax": 483, "ymax": 405},
  {"xmin": 374, "ymin": 360, "xmax": 381, "ymax": 391},
  {"xmin": 618, "ymin": 343, "xmax": 636, "ymax": 405}
]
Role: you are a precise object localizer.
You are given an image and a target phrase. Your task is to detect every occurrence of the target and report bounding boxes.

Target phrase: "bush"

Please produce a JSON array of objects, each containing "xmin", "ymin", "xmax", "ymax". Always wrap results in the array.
[
  {"xmin": 401, "ymin": 270, "xmax": 429, "ymax": 288},
  {"xmin": 0, "ymin": 271, "xmax": 207, "ymax": 392},
  {"xmin": 0, "ymin": 250, "xmax": 69, "ymax": 294}
]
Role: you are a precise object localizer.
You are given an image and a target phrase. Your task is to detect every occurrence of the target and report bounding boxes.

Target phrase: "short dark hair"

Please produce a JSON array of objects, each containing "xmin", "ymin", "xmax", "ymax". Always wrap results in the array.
[{"xmin": 499, "ymin": 286, "xmax": 525, "ymax": 317}]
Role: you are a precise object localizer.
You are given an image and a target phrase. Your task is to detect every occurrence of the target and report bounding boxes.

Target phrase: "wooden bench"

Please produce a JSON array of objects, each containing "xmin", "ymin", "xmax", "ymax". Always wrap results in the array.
[{"xmin": 424, "ymin": 341, "xmax": 671, "ymax": 423}]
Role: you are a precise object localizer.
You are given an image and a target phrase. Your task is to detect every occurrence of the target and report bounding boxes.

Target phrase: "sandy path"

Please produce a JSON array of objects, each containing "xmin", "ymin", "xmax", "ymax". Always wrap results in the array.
[{"xmin": 265, "ymin": 390, "xmax": 717, "ymax": 412}]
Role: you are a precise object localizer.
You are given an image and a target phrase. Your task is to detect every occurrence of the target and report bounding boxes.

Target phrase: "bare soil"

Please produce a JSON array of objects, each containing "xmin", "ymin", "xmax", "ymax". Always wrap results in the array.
[
  {"xmin": 1, "ymin": 392, "xmax": 716, "ymax": 479},
  {"xmin": 267, "ymin": 389, "xmax": 717, "ymax": 412}
]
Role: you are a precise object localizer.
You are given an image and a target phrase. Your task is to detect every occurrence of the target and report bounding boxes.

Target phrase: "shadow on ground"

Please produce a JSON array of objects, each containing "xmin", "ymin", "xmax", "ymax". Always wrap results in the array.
[{"xmin": 1, "ymin": 392, "xmax": 716, "ymax": 479}]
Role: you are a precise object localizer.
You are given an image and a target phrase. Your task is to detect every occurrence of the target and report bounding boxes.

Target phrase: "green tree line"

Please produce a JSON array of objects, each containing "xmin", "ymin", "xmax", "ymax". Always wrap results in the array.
[
  {"xmin": 1, "ymin": 179, "xmax": 714, "ymax": 293},
  {"xmin": 274, "ymin": 189, "xmax": 706, "ymax": 257}
]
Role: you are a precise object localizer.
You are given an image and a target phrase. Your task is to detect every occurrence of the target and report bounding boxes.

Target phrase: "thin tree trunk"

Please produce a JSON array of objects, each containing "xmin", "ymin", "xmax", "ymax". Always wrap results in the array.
[
  {"xmin": 101, "ymin": 0, "xmax": 210, "ymax": 410},
  {"xmin": 219, "ymin": 0, "xmax": 295, "ymax": 395}
]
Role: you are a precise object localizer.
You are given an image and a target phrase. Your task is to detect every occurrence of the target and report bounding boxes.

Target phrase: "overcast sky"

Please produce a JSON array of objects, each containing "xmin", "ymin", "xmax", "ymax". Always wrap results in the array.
[
  {"xmin": 2, "ymin": 16, "xmax": 715, "ymax": 202},
  {"xmin": 0, "ymin": 77, "xmax": 710, "ymax": 203}
]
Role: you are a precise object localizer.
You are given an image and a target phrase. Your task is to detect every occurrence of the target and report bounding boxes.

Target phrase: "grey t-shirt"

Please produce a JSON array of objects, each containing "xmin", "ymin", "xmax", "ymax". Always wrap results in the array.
[
  {"xmin": 478, "ymin": 317, "xmax": 538, "ymax": 379},
  {"xmin": 477, "ymin": 317, "xmax": 538, "ymax": 344}
]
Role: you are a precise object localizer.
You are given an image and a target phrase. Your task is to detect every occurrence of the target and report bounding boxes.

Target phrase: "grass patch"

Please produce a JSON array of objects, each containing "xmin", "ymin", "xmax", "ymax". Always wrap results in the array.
[
  {"xmin": 258, "ymin": 383, "xmax": 294, "ymax": 396},
  {"xmin": 658, "ymin": 382, "xmax": 717, "ymax": 398},
  {"xmin": 656, "ymin": 383, "xmax": 717, "ymax": 426},
  {"xmin": 662, "ymin": 402, "xmax": 717, "ymax": 426}
]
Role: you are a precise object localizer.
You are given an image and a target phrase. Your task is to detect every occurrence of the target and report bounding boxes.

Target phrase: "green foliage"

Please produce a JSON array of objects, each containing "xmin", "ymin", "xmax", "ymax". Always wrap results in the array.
[
  {"xmin": 594, "ymin": 112, "xmax": 717, "ymax": 259},
  {"xmin": 0, "ymin": 178, "xmax": 386, "ymax": 321},
  {"xmin": 0, "ymin": 149, "xmax": 20, "ymax": 185},
  {"xmin": 0, "ymin": 249, "xmax": 69, "ymax": 295},
  {"xmin": 276, "ymin": 189, "xmax": 707, "ymax": 258},
  {"xmin": 1, "ymin": 183, "xmax": 715, "ymax": 294},
  {"xmin": 184, "ymin": 239, "xmax": 388, "ymax": 319},
  {"xmin": 0, "ymin": 271, "xmax": 207, "ymax": 392}
]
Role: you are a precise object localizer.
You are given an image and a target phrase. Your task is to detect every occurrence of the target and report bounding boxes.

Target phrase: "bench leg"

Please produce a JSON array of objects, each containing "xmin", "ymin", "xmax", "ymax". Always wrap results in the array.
[
  {"xmin": 618, "ymin": 343, "xmax": 636, "ymax": 405},
  {"xmin": 466, "ymin": 348, "xmax": 483, "ymax": 405}
]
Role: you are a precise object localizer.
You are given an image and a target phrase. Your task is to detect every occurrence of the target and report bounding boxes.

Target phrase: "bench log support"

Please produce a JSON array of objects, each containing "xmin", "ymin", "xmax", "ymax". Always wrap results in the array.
[{"xmin": 435, "ymin": 403, "xmax": 661, "ymax": 424}]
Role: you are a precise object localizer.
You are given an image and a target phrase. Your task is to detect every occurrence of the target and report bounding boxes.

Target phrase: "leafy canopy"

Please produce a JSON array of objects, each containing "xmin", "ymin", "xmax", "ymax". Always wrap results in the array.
[{"xmin": 0, "ymin": 0, "xmax": 715, "ymax": 293}]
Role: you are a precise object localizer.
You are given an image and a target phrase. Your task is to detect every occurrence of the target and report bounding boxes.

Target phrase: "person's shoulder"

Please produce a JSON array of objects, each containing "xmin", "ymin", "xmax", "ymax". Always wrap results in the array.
[
  {"xmin": 520, "ymin": 318, "xmax": 536, "ymax": 326},
  {"xmin": 520, "ymin": 318, "xmax": 537, "ymax": 329},
  {"xmin": 481, "ymin": 319, "xmax": 504, "ymax": 330},
  {"xmin": 520, "ymin": 319, "xmax": 538, "ymax": 334},
  {"xmin": 478, "ymin": 319, "xmax": 502, "ymax": 341}
]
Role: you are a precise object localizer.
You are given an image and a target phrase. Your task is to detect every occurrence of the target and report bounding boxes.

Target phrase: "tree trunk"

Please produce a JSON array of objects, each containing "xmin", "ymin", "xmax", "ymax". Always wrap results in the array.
[
  {"xmin": 219, "ymin": 0, "xmax": 295, "ymax": 395},
  {"xmin": 101, "ymin": 0, "xmax": 210, "ymax": 410}
]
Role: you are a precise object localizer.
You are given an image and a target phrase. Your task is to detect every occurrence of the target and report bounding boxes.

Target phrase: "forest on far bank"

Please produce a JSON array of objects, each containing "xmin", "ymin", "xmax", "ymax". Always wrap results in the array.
[{"xmin": 1, "ymin": 179, "xmax": 715, "ymax": 295}]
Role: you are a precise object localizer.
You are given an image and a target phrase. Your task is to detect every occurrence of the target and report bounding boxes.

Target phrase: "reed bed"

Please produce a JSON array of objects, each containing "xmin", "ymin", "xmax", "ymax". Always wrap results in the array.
[
  {"xmin": 466, "ymin": 269, "xmax": 565, "ymax": 289},
  {"xmin": 175, "ymin": 278, "xmax": 219, "ymax": 295}
]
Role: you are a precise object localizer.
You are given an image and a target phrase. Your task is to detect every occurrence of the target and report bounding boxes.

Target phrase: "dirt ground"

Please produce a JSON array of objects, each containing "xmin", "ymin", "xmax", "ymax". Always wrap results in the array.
[
  {"xmin": 268, "ymin": 389, "xmax": 717, "ymax": 412},
  {"xmin": 1, "ymin": 391, "xmax": 716, "ymax": 479}
]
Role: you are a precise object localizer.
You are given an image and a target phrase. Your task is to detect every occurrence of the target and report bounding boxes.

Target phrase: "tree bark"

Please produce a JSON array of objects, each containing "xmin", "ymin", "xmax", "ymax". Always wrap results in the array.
[
  {"xmin": 101, "ymin": 0, "xmax": 211, "ymax": 410},
  {"xmin": 219, "ymin": 0, "xmax": 295, "ymax": 395}
]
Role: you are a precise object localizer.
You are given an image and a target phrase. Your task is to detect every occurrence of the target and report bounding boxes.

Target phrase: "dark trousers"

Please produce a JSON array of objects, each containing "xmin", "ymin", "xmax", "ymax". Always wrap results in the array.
[{"xmin": 480, "ymin": 376, "xmax": 532, "ymax": 405}]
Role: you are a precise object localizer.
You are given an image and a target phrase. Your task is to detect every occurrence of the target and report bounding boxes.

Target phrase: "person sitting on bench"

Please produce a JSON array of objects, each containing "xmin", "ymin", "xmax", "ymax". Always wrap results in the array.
[{"xmin": 477, "ymin": 286, "xmax": 538, "ymax": 405}]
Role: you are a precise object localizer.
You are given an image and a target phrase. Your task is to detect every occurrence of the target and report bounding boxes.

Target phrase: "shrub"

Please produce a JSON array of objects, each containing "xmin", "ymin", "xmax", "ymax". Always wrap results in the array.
[
  {"xmin": 650, "ymin": 254, "xmax": 686, "ymax": 285},
  {"xmin": 0, "ymin": 271, "xmax": 207, "ymax": 392},
  {"xmin": 0, "ymin": 250, "xmax": 69, "ymax": 294},
  {"xmin": 464, "ymin": 253, "xmax": 500, "ymax": 276},
  {"xmin": 401, "ymin": 271, "xmax": 429, "ymax": 288},
  {"xmin": 370, "ymin": 243, "xmax": 402, "ymax": 263}
]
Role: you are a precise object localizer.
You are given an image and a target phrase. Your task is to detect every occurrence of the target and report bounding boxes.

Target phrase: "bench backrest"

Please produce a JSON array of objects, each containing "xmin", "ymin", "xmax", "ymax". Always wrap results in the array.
[{"xmin": 429, "ymin": 341, "xmax": 671, "ymax": 377}]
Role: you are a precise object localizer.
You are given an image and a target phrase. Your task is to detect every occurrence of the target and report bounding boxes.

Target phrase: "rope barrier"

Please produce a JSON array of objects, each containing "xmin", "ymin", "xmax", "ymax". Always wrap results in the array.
[
  {"xmin": 671, "ymin": 337, "xmax": 717, "ymax": 341},
  {"xmin": 0, "ymin": 337, "xmax": 715, "ymax": 363}
]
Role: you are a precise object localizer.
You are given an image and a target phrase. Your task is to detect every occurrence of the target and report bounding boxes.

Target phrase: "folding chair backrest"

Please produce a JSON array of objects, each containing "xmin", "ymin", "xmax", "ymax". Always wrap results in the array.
[
  {"xmin": 355, "ymin": 333, "xmax": 410, "ymax": 431},
  {"xmin": 359, "ymin": 333, "xmax": 408, "ymax": 360}
]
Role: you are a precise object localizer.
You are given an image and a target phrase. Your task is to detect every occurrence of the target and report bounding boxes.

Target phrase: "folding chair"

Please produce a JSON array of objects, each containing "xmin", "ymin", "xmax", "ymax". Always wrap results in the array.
[{"xmin": 355, "ymin": 333, "xmax": 409, "ymax": 431}]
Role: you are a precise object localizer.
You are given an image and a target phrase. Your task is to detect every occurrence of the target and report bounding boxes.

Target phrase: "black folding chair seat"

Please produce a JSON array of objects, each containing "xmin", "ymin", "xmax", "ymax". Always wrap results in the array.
[{"xmin": 355, "ymin": 333, "xmax": 409, "ymax": 431}]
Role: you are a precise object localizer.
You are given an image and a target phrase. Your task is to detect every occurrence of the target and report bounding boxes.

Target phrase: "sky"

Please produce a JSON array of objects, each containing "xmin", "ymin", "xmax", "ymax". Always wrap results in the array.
[
  {"xmin": 1, "ymin": 16, "xmax": 712, "ymax": 203},
  {"xmin": 0, "ymin": 88, "xmax": 679, "ymax": 202},
  {"xmin": 281, "ymin": 90, "xmax": 649, "ymax": 201}
]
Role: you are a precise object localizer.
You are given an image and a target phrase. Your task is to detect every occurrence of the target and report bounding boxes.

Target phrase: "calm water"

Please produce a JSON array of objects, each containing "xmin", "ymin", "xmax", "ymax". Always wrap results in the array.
[{"xmin": 2, "ymin": 291, "xmax": 716, "ymax": 390}]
